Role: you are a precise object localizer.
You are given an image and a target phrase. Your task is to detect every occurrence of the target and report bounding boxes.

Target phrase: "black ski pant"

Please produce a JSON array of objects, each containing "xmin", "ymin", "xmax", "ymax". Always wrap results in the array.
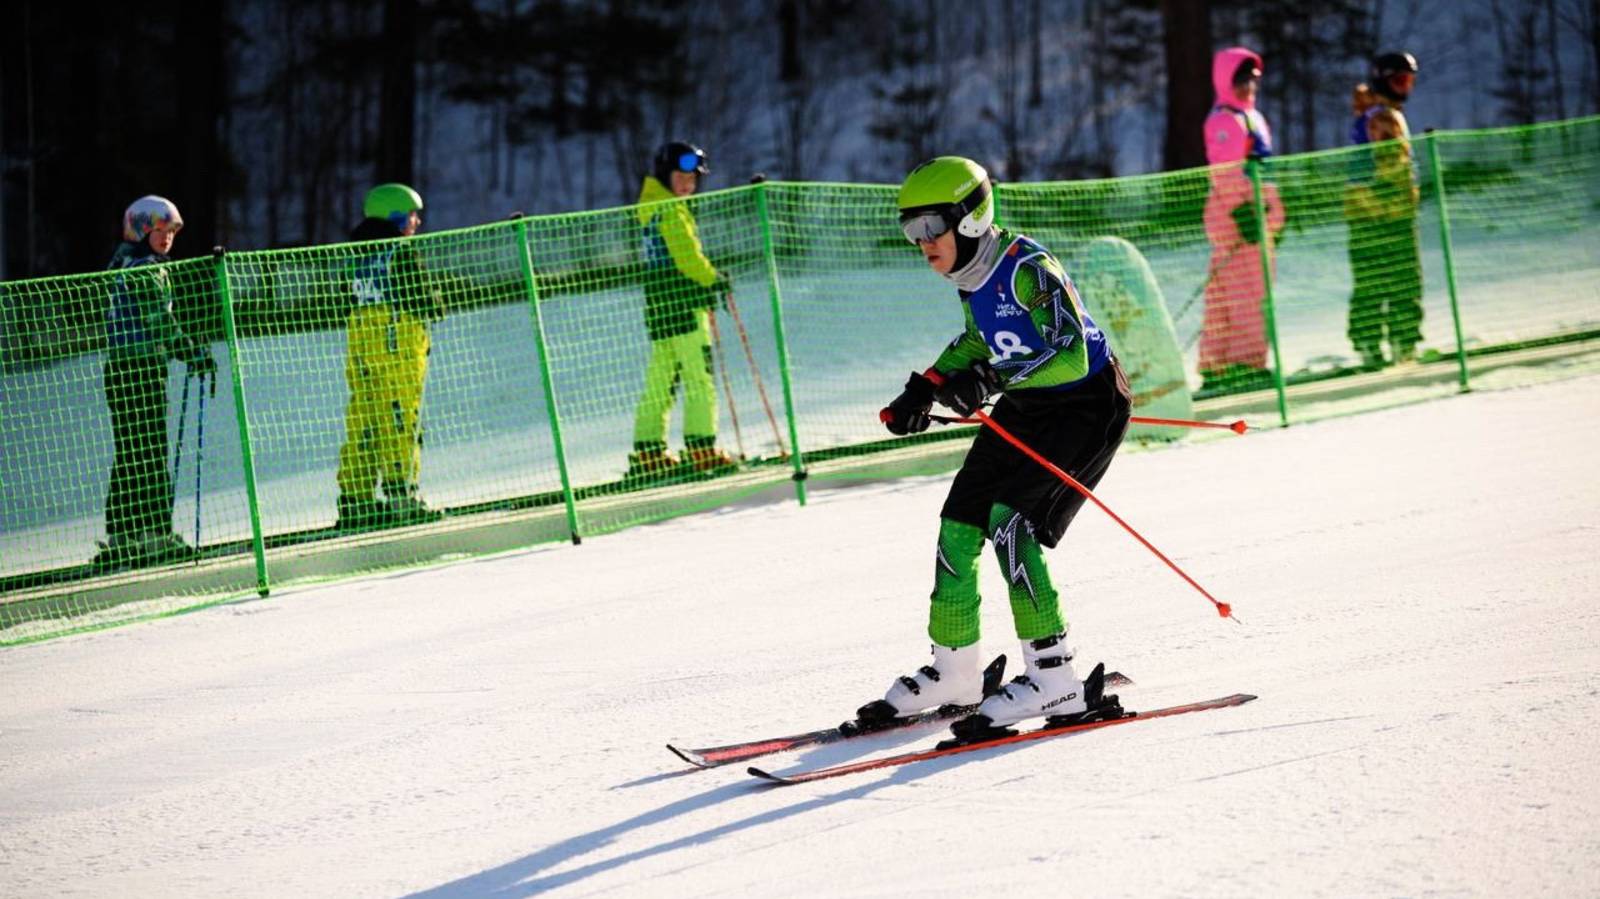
[
  {"xmin": 1347, "ymin": 215, "xmax": 1424, "ymax": 357},
  {"xmin": 104, "ymin": 354, "xmax": 175, "ymax": 541},
  {"xmin": 941, "ymin": 360, "xmax": 1132, "ymax": 548}
]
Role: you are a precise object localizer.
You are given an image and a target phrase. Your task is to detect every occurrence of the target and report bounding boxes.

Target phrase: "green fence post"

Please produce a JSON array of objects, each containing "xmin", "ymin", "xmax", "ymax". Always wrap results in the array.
[
  {"xmin": 1247, "ymin": 157, "xmax": 1290, "ymax": 427},
  {"xmin": 514, "ymin": 218, "xmax": 582, "ymax": 544},
  {"xmin": 755, "ymin": 183, "xmax": 808, "ymax": 506},
  {"xmin": 1424, "ymin": 131, "xmax": 1471, "ymax": 392},
  {"xmin": 212, "ymin": 247, "xmax": 269, "ymax": 596}
]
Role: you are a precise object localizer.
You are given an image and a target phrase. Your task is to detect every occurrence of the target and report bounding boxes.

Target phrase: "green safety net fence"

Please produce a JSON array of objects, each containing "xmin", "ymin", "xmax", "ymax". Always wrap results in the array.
[{"xmin": 3, "ymin": 116, "xmax": 1598, "ymax": 643}]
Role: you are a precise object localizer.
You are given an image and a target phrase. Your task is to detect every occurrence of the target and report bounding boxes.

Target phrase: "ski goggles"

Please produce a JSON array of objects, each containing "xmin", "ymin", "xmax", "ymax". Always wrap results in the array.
[
  {"xmin": 899, "ymin": 210, "xmax": 955, "ymax": 245},
  {"xmin": 676, "ymin": 150, "xmax": 708, "ymax": 174},
  {"xmin": 1387, "ymin": 72, "xmax": 1416, "ymax": 92}
]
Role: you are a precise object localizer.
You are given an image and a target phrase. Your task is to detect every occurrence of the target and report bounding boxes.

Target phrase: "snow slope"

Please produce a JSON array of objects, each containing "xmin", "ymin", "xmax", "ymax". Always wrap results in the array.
[{"xmin": 3, "ymin": 374, "xmax": 1599, "ymax": 897}]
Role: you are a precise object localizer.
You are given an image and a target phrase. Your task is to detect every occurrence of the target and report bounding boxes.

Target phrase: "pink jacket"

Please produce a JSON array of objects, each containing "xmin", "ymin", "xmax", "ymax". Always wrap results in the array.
[
  {"xmin": 1198, "ymin": 47, "xmax": 1285, "ymax": 373},
  {"xmin": 1202, "ymin": 46, "xmax": 1284, "ymax": 244},
  {"xmin": 1204, "ymin": 47, "xmax": 1269, "ymax": 166}
]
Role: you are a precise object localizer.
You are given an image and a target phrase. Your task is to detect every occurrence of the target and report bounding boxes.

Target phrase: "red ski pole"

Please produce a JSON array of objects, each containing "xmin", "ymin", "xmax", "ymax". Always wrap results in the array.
[
  {"xmin": 931, "ymin": 413, "xmax": 1247, "ymax": 434},
  {"xmin": 970, "ymin": 408, "xmax": 1235, "ymax": 620},
  {"xmin": 708, "ymin": 314, "xmax": 747, "ymax": 460},
  {"xmin": 724, "ymin": 290, "xmax": 788, "ymax": 457},
  {"xmin": 1131, "ymin": 415, "xmax": 1249, "ymax": 434}
]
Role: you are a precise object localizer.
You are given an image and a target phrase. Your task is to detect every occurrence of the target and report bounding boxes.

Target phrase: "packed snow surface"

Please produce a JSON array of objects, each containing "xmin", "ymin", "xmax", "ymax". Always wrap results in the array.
[{"xmin": 4, "ymin": 375, "xmax": 1599, "ymax": 898}]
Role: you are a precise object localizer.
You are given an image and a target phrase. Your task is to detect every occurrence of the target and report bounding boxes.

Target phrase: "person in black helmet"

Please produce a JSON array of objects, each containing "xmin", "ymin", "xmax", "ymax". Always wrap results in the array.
[
  {"xmin": 1345, "ymin": 51, "xmax": 1424, "ymax": 369},
  {"xmin": 627, "ymin": 140, "xmax": 736, "ymax": 479}
]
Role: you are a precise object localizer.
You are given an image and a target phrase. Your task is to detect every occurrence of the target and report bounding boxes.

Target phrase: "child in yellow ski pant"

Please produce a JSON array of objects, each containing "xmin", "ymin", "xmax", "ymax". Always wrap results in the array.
[
  {"xmin": 631, "ymin": 307, "xmax": 717, "ymax": 446},
  {"xmin": 337, "ymin": 305, "xmax": 430, "ymax": 498}
]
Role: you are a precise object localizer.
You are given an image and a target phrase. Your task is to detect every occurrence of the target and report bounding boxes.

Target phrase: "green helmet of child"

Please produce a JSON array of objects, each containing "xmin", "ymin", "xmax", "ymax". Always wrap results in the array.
[
  {"xmin": 897, "ymin": 157, "xmax": 994, "ymax": 239},
  {"xmin": 364, "ymin": 183, "xmax": 424, "ymax": 228}
]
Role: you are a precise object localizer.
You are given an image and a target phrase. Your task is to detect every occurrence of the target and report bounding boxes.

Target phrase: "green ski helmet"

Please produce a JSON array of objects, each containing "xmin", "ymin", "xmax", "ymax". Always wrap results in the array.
[
  {"xmin": 896, "ymin": 157, "xmax": 994, "ymax": 244},
  {"xmin": 364, "ymin": 183, "xmax": 424, "ymax": 229}
]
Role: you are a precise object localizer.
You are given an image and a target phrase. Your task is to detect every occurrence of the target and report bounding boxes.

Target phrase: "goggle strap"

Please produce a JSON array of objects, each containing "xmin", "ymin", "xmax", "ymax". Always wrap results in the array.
[{"xmin": 955, "ymin": 181, "xmax": 990, "ymax": 220}]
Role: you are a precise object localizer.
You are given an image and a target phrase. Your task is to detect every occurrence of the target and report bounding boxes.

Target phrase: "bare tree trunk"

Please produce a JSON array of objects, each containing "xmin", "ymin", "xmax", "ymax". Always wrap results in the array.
[
  {"xmin": 178, "ymin": 0, "xmax": 223, "ymax": 258},
  {"xmin": 1545, "ymin": 0, "xmax": 1567, "ymax": 118},
  {"xmin": 584, "ymin": 132, "xmax": 596, "ymax": 210},
  {"xmin": 334, "ymin": 2, "xmax": 360, "ymax": 237},
  {"xmin": 1091, "ymin": 0, "xmax": 1112, "ymax": 174},
  {"xmin": 303, "ymin": 1, "xmax": 333, "ymax": 244},
  {"xmin": 974, "ymin": 0, "xmax": 987, "ymax": 56},
  {"xmin": 1029, "ymin": 0, "xmax": 1043, "ymax": 108},
  {"xmin": 419, "ymin": 56, "xmax": 434, "ymax": 199},
  {"xmin": 610, "ymin": 129, "xmax": 640, "ymax": 205},
  {"xmin": 502, "ymin": 0, "xmax": 517, "ymax": 195},
  {"xmin": 1592, "ymin": 0, "xmax": 1600, "ymax": 111},
  {"xmin": 1160, "ymin": 0, "xmax": 1213, "ymax": 171},
  {"xmin": 58, "ymin": 14, "xmax": 113, "ymax": 273},
  {"xmin": 378, "ymin": 0, "xmax": 417, "ymax": 185},
  {"xmin": 1297, "ymin": 19, "xmax": 1315, "ymax": 154},
  {"xmin": 925, "ymin": 12, "xmax": 944, "ymax": 165},
  {"xmin": 546, "ymin": 0, "xmax": 570, "ymax": 136},
  {"xmin": 26, "ymin": 2, "xmax": 35, "ymax": 274},
  {"xmin": 1491, "ymin": 0, "xmax": 1512, "ymax": 121},
  {"xmin": 269, "ymin": 4, "xmax": 293, "ymax": 247},
  {"xmin": 0, "ymin": 25, "xmax": 9, "ymax": 281},
  {"xmin": 935, "ymin": 1, "xmax": 952, "ymax": 147},
  {"xmin": 0, "ymin": 1, "xmax": 36, "ymax": 277},
  {"xmin": 487, "ymin": 107, "xmax": 501, "ymax": 192},
  {"xmin": 1301, "ymin": 42, "xmax": 1316, "ymax": 154},
  {"xmin": 1002, "ymin": 0, "xmax": 1022, "ymax": 177},
  {"xmin": 778, "ymin": 0, "xmax": 805, "ymax": 177}
]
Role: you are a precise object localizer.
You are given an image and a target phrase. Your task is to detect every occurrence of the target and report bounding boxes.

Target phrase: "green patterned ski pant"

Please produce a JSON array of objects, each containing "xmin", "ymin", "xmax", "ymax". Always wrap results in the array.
[{"xmin": 926, "ymin": 504, "xmax": 1064, "ymax": 647}]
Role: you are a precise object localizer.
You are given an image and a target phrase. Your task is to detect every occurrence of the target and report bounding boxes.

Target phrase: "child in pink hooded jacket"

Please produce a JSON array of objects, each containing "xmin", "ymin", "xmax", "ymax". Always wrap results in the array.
[{"xmin": 1199, "ymin": 46, "xmax": 1285, "ymax": 391}]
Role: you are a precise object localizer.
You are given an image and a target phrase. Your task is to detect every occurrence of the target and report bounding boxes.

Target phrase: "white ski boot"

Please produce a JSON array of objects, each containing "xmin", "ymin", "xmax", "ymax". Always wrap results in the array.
[
  {"xmin": 850, "ymin": 644, "xmax": 986, "ymax": 732},
  {"xmin": 973, "ymin": 633, "xmax": 1085, "ymax": 728},
  {"xmin": 883, "ymin": 643, "xmax": 986, "ymax": 715}
]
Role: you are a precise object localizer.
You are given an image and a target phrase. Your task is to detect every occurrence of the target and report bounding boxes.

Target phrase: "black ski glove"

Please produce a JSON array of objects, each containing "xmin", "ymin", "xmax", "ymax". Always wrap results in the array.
[
  {"xmin": 183, "ymin": 340, "xmax": 218, "ymax": 380},
  {"xmin": 1230, "ymin": 202, "xmax": 1264, "ymax": 245},
  {"xmin": 880, "ymin": 372, "xmax": 936, "ymax": 435},
  {"xmin": 933, "ymin": 360, "xmax": 1002, "ymax": 417}
]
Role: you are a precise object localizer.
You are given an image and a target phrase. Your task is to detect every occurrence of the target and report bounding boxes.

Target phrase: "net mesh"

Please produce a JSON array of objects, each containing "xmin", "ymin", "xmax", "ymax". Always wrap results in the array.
[
  {"xmin": 5, "ymin": 116, "xmax": 1599, "ymax": 642},
  {"xmin": 1435, "ymin": 120, "xmax": 1600, "ymax": 351}
]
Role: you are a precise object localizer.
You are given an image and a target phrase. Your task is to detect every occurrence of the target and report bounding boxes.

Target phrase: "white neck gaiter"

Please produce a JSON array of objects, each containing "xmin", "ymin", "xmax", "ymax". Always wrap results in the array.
[{"xmin": 945, "ymin": 228, "xmax": 1001, "ymax": 293}]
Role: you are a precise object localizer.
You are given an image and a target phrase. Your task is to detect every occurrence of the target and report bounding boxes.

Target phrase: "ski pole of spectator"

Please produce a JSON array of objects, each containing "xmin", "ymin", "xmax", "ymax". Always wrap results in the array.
[
  {"xmin": 723, "ymin": 289, "xmax": 788, "ymax": 457},
  {"xmin": 173, "ymin": 372, "xmax": 192, "ymax": 487},
  {"xmin": 194, "ymin": 372, "xmax": 207, "ymax": 558},
  {"xmin": 709, "ymin": 314, "xmax": 747, "ymax": 459}
]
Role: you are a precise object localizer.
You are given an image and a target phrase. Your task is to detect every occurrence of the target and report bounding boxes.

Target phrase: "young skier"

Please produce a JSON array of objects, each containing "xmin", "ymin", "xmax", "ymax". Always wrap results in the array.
[
  {"xmin": 335, "ymin": 183, "xmax": 446, "ymax": 530},
  {"xmin": 627, "ymin": 140, "xmax": 736, "ymax": 479},
  {"xmin": 1346, "ymin": 51, "xmax": 1424, "ymax": 368},
  {"xmin": 96, "ymin": 195, "xmax": 215, "ymax": 568},
  {"xmin": 869, "ymin": 157, "xmax": 1132, "ymax": 738}
]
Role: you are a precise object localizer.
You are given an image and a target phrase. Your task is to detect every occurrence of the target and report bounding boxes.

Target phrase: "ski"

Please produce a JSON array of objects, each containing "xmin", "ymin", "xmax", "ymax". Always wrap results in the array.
[
  {"xmin": 666, "ymin": 661, "xmax": 1130, "ymax": 769},
  {"xmin": 747, "ymin": 691, "xmax": 1256, "ymax": 785},
  {"xmin": 669, "ymin": 707, "xmax": 956, "ymax": 769}
]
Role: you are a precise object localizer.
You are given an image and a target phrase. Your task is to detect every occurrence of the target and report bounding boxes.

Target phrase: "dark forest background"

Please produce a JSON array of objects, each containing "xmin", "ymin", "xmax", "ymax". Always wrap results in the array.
[{"xmin": 2, "ymin": 0, "xmax": 1596, "ymax": 278}]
